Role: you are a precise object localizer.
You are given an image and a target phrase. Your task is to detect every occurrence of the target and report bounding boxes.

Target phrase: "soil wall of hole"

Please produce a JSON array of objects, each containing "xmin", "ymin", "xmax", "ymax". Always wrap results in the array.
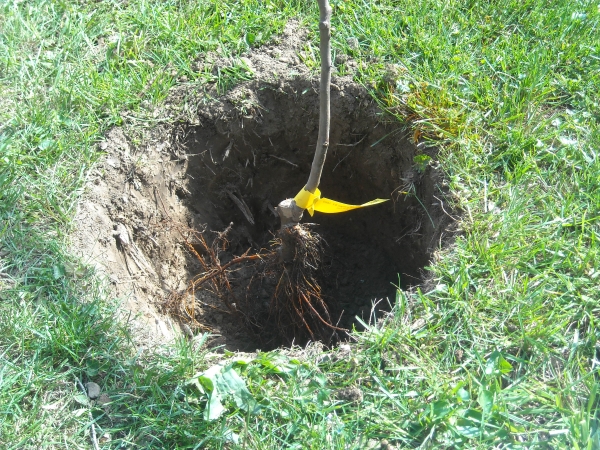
[{"xmin": 71, "ymin": 23, "xmax": 455, "ymax": 351}]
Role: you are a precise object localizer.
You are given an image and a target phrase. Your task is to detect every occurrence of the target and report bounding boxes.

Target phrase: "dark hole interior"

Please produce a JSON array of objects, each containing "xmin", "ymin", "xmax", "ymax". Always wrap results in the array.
[{"xmin": 177, "ymin": 77, "xmax": 449, "ymax": 349}]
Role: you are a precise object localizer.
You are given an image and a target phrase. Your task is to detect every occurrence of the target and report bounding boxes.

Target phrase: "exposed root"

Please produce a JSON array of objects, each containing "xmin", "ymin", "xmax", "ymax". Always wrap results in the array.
[
  {"xmin": 161, "ymin": 217, "xmax": 345, "ymax": 346},
  {"xmin": 263, "ymin": 225, "xmax": 346, "ymax": 345}
]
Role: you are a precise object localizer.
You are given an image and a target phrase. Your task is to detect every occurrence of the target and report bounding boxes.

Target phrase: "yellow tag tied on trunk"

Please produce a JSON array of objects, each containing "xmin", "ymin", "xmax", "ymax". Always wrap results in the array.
[{"xmin": 294, "ymin": 188, "xmax": 388, "ymax": 216}]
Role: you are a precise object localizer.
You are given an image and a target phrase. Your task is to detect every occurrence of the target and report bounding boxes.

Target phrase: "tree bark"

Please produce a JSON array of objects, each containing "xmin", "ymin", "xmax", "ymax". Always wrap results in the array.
[
  {"xmin": 277, "ymin": 0, "xmax": 332, "ymax": 228},
  {"xmin": 306, "ymin": 0, "xmax": 332, "ymax": 193}
]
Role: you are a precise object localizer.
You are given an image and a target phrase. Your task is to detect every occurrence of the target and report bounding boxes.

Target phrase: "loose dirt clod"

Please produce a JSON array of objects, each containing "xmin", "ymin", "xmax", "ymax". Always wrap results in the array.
[{"xmin": 70, "ymin": 21, "xmax": 455, "ymax": 351}]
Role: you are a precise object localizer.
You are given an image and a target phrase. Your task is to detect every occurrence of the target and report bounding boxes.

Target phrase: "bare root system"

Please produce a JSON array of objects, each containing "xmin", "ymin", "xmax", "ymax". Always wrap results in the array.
[
  {"xmin": 162, "ymin": 218, "xmax": 346, "ymax": 346},
  {"xmin": 267, "ymin": 225, "xmax": 346, "ymax": 345}
]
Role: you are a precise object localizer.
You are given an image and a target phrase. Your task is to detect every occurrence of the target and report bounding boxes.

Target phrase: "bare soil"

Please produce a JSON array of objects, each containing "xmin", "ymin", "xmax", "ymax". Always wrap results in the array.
[{"xmin": 70, "ymin": 22, "xmax": 455, "ymax": 352}]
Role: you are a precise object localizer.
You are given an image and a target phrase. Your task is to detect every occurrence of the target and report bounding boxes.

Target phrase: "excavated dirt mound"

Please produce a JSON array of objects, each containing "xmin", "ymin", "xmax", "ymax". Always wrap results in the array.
[{"xmin": 71, "ymin": 23, "xmax": 455, "ymax": 351}]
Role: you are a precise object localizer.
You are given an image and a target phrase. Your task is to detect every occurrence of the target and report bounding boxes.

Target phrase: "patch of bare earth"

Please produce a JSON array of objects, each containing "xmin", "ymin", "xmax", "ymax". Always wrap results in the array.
[{"xmin": 70, "ymin": 22, "xmax": 455, "ymax": 352}]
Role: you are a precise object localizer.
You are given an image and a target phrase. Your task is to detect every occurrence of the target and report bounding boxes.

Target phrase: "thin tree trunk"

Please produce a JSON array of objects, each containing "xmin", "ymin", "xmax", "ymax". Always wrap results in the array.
[
  {"xmin": 306, "ymin": 0, "xmax": 332, "ymax": 193},
  {"xmin": 277, "ymin": 0, "xmax": 332, "ymax": 227}
]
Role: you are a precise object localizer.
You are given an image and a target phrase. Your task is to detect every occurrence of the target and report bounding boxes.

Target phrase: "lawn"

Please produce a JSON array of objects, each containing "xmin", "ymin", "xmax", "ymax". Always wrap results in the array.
[{"xmin": 1, "ymin": 0, "xmax": 599, "ymax": 448}]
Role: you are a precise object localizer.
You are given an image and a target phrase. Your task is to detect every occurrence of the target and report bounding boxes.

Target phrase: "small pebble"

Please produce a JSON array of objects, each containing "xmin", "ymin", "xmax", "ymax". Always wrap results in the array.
[{"xmin": 85, "ymin": 382, "xmax": 101, "ymax": 400}]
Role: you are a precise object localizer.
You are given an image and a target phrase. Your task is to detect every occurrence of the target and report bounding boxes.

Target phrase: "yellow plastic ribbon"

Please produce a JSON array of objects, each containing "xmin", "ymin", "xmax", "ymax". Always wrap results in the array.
[{"xmin": 294, "ymin": 187, "xmax": 388, "ymax": 216}]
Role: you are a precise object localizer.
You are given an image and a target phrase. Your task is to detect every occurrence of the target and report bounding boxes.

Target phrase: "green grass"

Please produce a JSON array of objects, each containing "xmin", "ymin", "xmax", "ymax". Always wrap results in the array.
[{"xmin": 1, "ymin": 0, "xmax": 599, "ymax": 448}]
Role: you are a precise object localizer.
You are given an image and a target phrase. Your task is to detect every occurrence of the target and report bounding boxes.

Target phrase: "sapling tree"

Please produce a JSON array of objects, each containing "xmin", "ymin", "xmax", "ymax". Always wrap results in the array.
[
  {"xmin": 277, "ymin": 0, "xmax": 332, "ymax": 228},
  {"xmin": 171, "ymin": 0, "xmax": 385, "ymax": 345}
]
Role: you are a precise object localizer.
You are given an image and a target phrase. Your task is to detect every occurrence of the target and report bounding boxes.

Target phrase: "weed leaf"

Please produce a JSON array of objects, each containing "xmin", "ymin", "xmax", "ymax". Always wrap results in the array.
[
  {"xmin": 431, "ymin": 400, "xmax": 452, "ymax": 421},
  {"xmin": 189, "ymin": 361, "xmax": 257, "ymax": 420},
  {"xmin": 477, "ymin": 389, "xmax": 494, "ymax": 414},
  {"xmin": 73, "ymin": 394, "xmax": 89, "ymax": 406},
  {"xmin": 206, "ymin": 388, "xmax": 225, "ymax": 421},
  {"xmin": 485, "ymin": 351, "xmax": 512, "ymax": 376},
  {"xmin": 220, "ymin": 365, "xmax": 258, "ymax": 414},
  {"xmin": 454, "ymin": 419, "xmax": 479, "ymax": 438}
]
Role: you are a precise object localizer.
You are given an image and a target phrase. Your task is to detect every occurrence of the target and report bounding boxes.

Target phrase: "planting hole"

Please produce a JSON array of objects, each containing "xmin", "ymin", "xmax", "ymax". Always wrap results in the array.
[{"xmin": 72, "ymin": 27, "xmax": 454, "ymax": 351}]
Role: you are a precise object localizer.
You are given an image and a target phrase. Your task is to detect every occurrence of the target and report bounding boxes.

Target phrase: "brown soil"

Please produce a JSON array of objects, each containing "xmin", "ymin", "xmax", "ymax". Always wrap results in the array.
[{"xmin": 70, "ymin": 22, "xmax": 455, "ymax": 352}]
